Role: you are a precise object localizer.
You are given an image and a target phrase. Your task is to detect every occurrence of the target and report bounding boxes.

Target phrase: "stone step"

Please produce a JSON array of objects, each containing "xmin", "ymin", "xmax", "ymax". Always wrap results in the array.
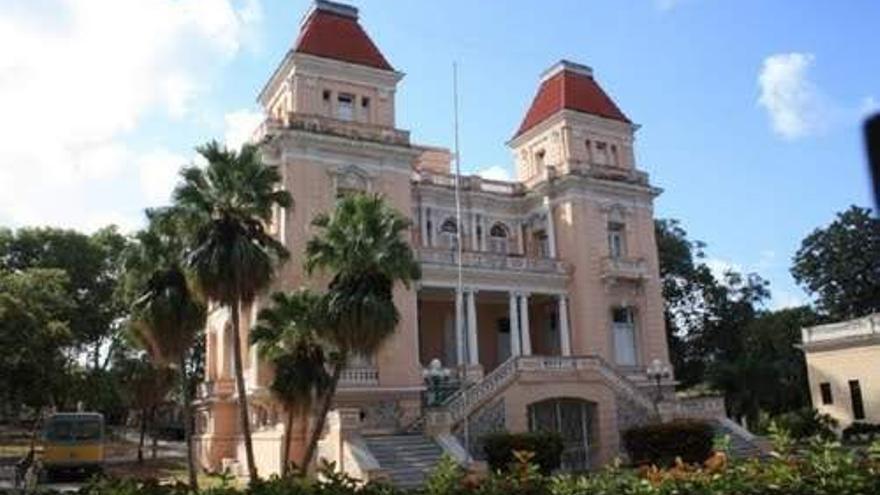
[{"xmin": 363, "ymin": 434, "xmax": 446, "ymax": 488}]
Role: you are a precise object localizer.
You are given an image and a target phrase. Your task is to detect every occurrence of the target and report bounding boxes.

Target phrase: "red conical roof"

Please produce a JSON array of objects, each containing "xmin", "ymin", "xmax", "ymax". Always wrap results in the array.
[
  {"xmin": 515, "ymin": 61, "xmax": 630, "ymax": 138},
  {"xmin": 294, "ymin": 1, "xmax": 392, "ymax": 71}
]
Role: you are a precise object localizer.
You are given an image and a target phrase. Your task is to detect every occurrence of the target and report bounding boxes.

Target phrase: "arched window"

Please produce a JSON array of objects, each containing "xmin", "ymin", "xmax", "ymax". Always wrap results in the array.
[
  {"xmin": 439, "ymin": 218, "xmax": 459, "ymax": 249},
  {"xmin": 488, "ymin": 222, "xmax": 509, "ymax": 254}
]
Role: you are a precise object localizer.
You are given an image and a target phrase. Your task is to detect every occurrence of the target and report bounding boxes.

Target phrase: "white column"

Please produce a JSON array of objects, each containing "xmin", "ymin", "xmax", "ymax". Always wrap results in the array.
[
  {"xmin": 471, "ymin": 213, "xmax": 479, "ymax": 251},
  {"xmin": 466, "ymin": 289, "xmax": 479, "ymax": 365},
  {"xmin": 519, "ymin": 293, "xmax": 532, "ymax": 355},
  {"xmin": 421, "ymin": 206, "xmax": 429, "ymax": 246},
  {"xmin": 544, "ymin": 196, "xmax": 557, "ymax": 258},
  {"xmin": 509, "ymin": 292, "xmax": 521, "ymax": 356},
  {"xmin": 479, "ymin": 215, "xmax": 486, "ymax": 251},
  {"xmin": 558, "ymin": 295, "xmax": 571, "ymax": 356},
  {"xmin": 455, "ymin": 288, "xmax": 465, "ymax": 366}
]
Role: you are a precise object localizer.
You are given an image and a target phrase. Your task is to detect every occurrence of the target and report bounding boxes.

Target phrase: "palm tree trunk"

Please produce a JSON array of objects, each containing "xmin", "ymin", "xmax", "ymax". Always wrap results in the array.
[
  {"xmin": 283, "ymin": 405, "xmax": 294, "ymax": 476},
  {"xmin": 138, "ymin": 408, "xmax": 147, "ymax": 464},
  {"xmin": 300, "ymin": 360, "xmax": 344, "ymax": 472},
  {"xmin": 231, "ymin": 302, "xmax": 258, "ymax": 482},
  {"xmin": 151, "ymin": 406, "xmax": 158, "ymax": 459},
  {"xmin": 179, "ymin": 355, "xmax": 199, "ymax": 491}
]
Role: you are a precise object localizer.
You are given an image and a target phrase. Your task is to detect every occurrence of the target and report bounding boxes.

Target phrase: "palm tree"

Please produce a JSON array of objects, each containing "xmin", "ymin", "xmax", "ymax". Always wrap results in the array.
[
  {"xmin": 300, "ymin": 193, "xmax": 420, "ymax": 469},
  {"xmin": 251, "ymin": 290, "xmax": 331, "ymax": 474},
  {"xmin": 172, "ymin": 141, "xmax": 292, "ymax": 481},
  {"xmin": 126, "ymin": 209, "xmax": 207, "ymax": 489}
]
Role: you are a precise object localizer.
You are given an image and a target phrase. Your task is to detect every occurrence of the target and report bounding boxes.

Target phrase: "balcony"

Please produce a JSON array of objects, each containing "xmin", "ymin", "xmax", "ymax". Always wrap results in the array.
[
  {"xmin": 338, "ymin": 366, "xmax": 380, "ymax": 387},
  {"xmin": 414, "ymin": 170, "xmax": 525, "ymax": 196},
  {"xmin": 255, "ymin": 114, "xmax": 411, "ymax": 146},
  {"xmin": 417, "ymin": 248, "xmax": 570, "ymax": 275},
  {"xmin": 602, "ymin": 256, "xmax": 649, "ymax": 281}
]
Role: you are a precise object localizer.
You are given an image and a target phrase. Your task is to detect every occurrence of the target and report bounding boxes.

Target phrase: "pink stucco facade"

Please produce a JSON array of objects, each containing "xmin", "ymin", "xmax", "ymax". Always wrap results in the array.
[{"xmin": 194, "ymin": 0, "xmax": 676, "ymax": 478}]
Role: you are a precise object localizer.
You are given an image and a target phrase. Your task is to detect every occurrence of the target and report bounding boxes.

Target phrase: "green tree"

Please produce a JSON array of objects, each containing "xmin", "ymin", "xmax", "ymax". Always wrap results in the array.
[
  {"xmin": 0, "ymin": 226, "xmax": 129, "ymax": 371},
  {"xmin": 0, "ymin": 269, "xmax": 73, "ymax": 415},
  {"xmin": 171, "ymin": 141, "xmax": 291, "ymax": 481},
  {"xmin": 115, "ymin": 356, "xmax": 176, "ymax": 463},
  {"xmin": 300, "ymin": 193, "xmax": 420, "ymax": 469},
  {"xmin": 792, "ymin": 205, "xmax": 880, "ymax": 320},
  {"xmin": 126, "ymin": 210, "xmax": 207, "ymax": 488},
  {"xmin": 251, "ymin": 290, "xmax": 331, "ymax": 474}
]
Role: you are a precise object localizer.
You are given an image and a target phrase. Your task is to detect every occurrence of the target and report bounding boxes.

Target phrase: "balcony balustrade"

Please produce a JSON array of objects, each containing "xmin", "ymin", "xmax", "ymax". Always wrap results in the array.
[
  {"xmin": 255, "ymin": 114, "xmax": 411, "ymax": 146},
  {"xmin": 417, "ymin": 247, "xmax": 569, "ymax": 275},
  {"xmin": 339, "ymin": 366, "xmax": 380, "ymax": 387},
  {"xmin": 602, "ymin": 256, "xmax": 648, "ymax": 281}
]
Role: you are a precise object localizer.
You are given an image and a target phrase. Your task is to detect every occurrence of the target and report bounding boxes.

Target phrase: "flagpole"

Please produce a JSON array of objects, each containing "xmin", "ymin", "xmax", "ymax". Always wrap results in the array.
[{"xmin": 452, "ymin": 61, "xmax": 469, "ymax": 457}]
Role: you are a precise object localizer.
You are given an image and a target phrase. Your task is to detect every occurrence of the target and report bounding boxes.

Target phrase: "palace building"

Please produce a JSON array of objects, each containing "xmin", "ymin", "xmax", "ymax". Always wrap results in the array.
[{"xmin": 194, "ymin": 0, "xmax": 746, "ymax": 484}]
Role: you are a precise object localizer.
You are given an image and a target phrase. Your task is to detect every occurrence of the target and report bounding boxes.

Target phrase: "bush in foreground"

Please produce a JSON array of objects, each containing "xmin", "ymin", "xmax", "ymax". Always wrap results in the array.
[
  {"xmin": 75, "ymin": 437, "xmax": 880, "ymax": 495},
  {"xmin": 482, "ymin": 431, "xmax": 564, "ymax": 475}
]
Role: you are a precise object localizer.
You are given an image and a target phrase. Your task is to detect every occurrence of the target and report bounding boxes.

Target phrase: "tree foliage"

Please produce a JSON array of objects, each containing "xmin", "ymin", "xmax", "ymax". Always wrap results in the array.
[
  {"xmin": 792, "ymin": 205, "xmax": 880, "ymax": 320},
  {"xmin": 171, "ymin": 140, "xmax": 292, "ymax": 482}
]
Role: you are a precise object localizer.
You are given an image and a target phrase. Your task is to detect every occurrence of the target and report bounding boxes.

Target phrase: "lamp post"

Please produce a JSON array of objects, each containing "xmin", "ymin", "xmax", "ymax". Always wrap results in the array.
[
  {"xmin": 423, "ymin": 358, "xmax": 452, "ymax": 408},
  {"xmin": 646, "ymin": 358, "xmax": 671, "ymax": 419}
]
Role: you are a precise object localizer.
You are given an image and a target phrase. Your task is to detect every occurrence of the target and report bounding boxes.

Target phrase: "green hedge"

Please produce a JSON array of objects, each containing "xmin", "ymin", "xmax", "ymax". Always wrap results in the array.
[
  {"xmin": 75, "ymin": 438, "xmax": 880, "ymax": 495},
  {"xmin": 622, "ymin": 420, "xmax": 714, "ymax": 467},
  {"xmin": 482, "ymin": 431, "xmax": 564, "ymax": 475}
]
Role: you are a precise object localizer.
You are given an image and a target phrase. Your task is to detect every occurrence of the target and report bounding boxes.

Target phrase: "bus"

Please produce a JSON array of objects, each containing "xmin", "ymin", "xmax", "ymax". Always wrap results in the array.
[{"xmin": 41, "ymin": 413, "xmax": 105, "ymax": 477}]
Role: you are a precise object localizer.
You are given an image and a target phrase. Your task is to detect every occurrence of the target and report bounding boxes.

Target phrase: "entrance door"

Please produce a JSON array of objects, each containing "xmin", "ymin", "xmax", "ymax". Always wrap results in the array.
[
  {"xmin": 496, "ymin": 318, "xmax": 511, "ymax": 365},
  {"xmin": 527, "ymin": 398, "xmax": 592, "ymax": 471}
]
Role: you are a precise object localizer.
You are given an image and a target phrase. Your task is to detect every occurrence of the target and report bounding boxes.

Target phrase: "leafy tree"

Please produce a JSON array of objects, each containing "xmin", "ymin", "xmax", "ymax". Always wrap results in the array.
[
  {"xmin": 171, "ymin": 141, "xmax": 291, "ymax": 481},
  {"xmin": 115, "ymin": 356, "xmax": 176, "ymax": 463},
  {"xmin": 126, "ymin": 209, "xmax": 207, "ymax": 488},
  {"xmin": 300, "ymin": 193, "xmax": 420, "ymax": 469},
  {"xmin": 251, "ymin": 290, "xmax": 331, "ymax": 474},
  {"xmin": 792, "ymin": 205, "xmax": 880, "ymax": 320},
  {"xmin": 0, "ymin": 226, "xmax": 129, "ymax": 370},
  {"xmin": 0, "ymin": 269, "xmax": 73, "ymax": 415}
]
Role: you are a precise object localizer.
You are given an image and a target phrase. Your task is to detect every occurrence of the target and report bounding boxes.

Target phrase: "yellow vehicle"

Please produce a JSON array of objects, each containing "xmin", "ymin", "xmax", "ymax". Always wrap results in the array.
[{"xmin": 41, "ymin": 412, "xmax": 105, "ymax": 476}]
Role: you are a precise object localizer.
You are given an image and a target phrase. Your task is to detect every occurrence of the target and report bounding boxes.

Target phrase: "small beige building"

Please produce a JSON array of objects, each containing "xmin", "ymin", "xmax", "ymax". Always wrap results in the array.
[
  {"xmin": 802, "ymin": 313, "xmax": 880, "ymax": 428},
  {"xmin": 193, "ymin": 0, "xmax": 741, "ymax": 483}
]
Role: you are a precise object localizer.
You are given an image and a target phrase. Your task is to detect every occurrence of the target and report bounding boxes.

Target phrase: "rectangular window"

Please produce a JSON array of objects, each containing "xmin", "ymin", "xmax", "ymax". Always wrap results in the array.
[
  {"xmin": 849, "ymin": 380, "xmax": 866, "ymax": 420},
  {"xmin": 595, "ymin": 142, "xmax": 608, "ymax": 164},
  {"xmin": 608, "ymin": 222, "xmax": 625, "ymax": 259},
  {"xmin": 820, "ymin": 382, "xmax": 833, "ymax": 405},
  {"xmin": 533, "ymin": 231, "xmax": 549, "ymax": 258},
  {"xmin": 336, "ymin": 93, "xmax": 354, "ymax": 121},
  {"xmin": 612, "ymin": 307, "xmax": 637, "ymax": 366}
]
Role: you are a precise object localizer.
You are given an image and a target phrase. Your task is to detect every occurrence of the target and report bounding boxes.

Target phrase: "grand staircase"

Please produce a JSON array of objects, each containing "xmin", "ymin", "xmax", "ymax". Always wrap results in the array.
[
  {"xmin": 363, "ymin": 434, "xmax": 446, "ymax": 488},
  {"xmin": 710, "ymin": 418, "xmax": 768, "ymax": 459}
]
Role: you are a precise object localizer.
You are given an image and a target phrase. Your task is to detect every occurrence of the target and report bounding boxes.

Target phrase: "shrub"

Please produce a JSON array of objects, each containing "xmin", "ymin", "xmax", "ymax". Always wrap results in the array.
[
  {"xmin": 622, "ymin": 420, "xmax": 714, "ymax": 467},
  {"xmin": 481, "ymin": 431, "xmax": 564, "ymax": 475},
  {"xmin": 843, "ymin": 422, "xmax": 880, "ymax": 443},
  {"xmin": 772, "ymin": 407, "xmax": 838, "ymax": 440}
]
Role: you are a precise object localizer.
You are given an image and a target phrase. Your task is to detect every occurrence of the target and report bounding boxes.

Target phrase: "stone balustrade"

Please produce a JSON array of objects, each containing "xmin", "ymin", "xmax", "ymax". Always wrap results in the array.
[
  {"xmin": 415, "ymin": 170, "xmax": 525, "ymax": 196},
  {"xmin": 256, "ymin": 114, "xmax": 411, "ymax": 146},
  {"xmin": 602, "ymin": 256, "xmax": 649, "ymax": 281},
  {"xmin": 339, "ymin": 366, "xmax": 380, "ymax": 387},
  {"xmin": 417, "ymin": 248, "xmax": 570, "ymax": 275}
]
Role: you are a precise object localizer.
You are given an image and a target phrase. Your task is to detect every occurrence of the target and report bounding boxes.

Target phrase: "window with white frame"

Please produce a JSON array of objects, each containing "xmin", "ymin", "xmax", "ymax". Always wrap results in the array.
[
  {"xmin": 607, "ymin": 222, "xmax": 625, "ymax": 259},
  {"xmin": 612, "ymin": 307, "xmax": 637, "ymax": 366},
  {"xmin": 488, "ymin": 222, "xmax": 509, "ymax": 254},
  {"xmin": 336, "ymin": 93, "xmax": 354, "ymax": 121}
]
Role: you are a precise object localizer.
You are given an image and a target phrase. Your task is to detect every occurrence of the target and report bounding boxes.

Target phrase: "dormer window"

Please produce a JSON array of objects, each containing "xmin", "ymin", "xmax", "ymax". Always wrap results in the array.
[
  {"xmin": 337, "ymin": 93, "xmax": 354, "ymax": 121},
  {"xmin": 534, "ymin": 149, "xmax": 546, "ymax": 175},
  {"xmin": 595, "ymin": 142, "xmax": 608, "ymax": 165}
]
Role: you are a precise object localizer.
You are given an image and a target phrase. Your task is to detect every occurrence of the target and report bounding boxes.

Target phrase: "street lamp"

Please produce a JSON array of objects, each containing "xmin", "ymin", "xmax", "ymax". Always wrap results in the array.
[
  {"xmin": 423, "ymin": 358, "xmax": 452, "ymax": 407},
  {"xmin": 646, "ymin": 358, "xmax": 671, "ymax": 418}
]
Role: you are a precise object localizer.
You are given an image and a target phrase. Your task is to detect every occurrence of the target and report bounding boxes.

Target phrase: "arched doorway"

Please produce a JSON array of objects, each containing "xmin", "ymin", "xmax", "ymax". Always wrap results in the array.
[{"xmin": 527, "ymin": 398, "xmax": 595, "ymax": 471}]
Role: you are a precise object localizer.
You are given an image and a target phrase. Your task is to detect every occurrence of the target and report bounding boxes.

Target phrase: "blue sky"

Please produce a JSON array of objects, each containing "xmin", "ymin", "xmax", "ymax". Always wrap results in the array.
[{"xmin": 1, "ymin": 0, "xmax": 877, "ymax": 309}]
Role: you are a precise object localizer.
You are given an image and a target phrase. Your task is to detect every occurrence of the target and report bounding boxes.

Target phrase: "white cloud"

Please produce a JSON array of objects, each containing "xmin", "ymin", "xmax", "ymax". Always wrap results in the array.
[
  {"xmin": 224, "ymin": 109, "xmax": 265, "ymax": 151},
  {"xmin": 137, "ymin": 150, "xmax": 189, "ymax": 206},
  {"xmin": 474, "ymin": 165, "xmax": 513, "ymax": 182},
  {"xmin": 770, "ymin": 289, "xmax": 808, "ymax": 311},
  {"xmin": 757, "ymin": 52, "xmax": 829, "ymax": 139},
  {"xmin": 705, "ymin": 258, "xmax": 744, "ymax": 282},
  {"xmin": 0, "ymin": 0, "xmax": 261, "ymax": 230}
]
